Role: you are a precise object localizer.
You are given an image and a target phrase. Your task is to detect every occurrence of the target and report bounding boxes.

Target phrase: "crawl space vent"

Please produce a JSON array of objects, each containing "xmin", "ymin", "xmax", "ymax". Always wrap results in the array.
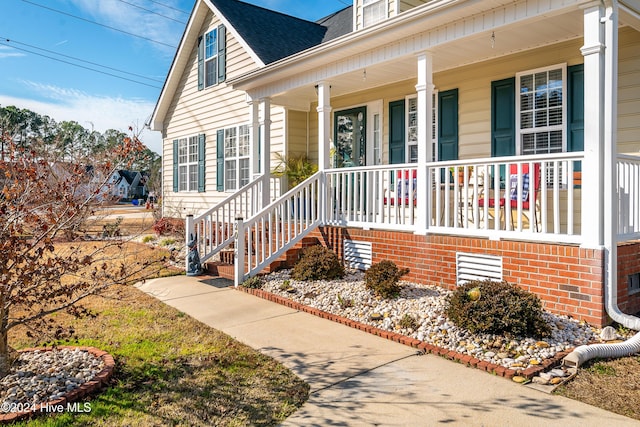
[
  {"xmin": 344, "ymin": 239, "xmax": 372, "ymax": 270},
  {"xmin": 456, "ymin": 252, "xmax": 502, "ymax": 285}
]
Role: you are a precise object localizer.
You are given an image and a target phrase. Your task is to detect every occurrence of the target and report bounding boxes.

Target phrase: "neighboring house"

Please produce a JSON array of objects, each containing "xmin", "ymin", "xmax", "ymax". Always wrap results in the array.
[
  {"xmin": 151, "ymin": 0, "xmax": 640, "ymax": 328},
  {"xmin": 107, "ymin": 170, "xmax": 146, "ymax": 200}
]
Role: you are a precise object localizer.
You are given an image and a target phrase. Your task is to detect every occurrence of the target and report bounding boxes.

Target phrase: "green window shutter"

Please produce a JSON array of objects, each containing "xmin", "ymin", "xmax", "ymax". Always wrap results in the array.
[
  {"xmin": 217, "ymin": 25, "xmax": 226, "ymax": 83},
  {"xmin": 491, "ymin": 78, "xmax": 516, "ymax": 157},
  {"xmin": 172, "ymin": 139, "xmax": 179, "ymax": 192},
  {"xmin": 568, "ymin": 64, "xmax": 584, "ymax": 169},
  {"xmin": 388, "ymin": 100, "xmax": 405, "ymax": 164},
  {"xmin": 438, "ymin": 89, "xmax": 458, "ymax": 161},
  {"xmin": 198, "ymin": 133, "xmax": 206, "ymax": 192},
  {"xmin": 197, "ymin": 35, "xmax": 204, "ymax": 91},
  {"xmin": 216, "ymin": 129, "xmax": 224, "ymax": 191},
  {"xmin": 568, "ymin": 64, "xmax": 584, "ymax": 172}
]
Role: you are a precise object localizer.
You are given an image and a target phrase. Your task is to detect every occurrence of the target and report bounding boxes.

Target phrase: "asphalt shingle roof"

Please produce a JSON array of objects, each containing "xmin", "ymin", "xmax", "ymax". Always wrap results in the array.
[{"xmin": 210, "ymin": 0, "xmax": 352, "ymax": 64}]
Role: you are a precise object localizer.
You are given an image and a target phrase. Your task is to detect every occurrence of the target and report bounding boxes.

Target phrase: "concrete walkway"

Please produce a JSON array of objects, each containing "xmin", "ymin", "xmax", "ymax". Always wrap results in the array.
[{"xmin": 138, "ymin": 275, "xmax": 640, "ymax": 427}]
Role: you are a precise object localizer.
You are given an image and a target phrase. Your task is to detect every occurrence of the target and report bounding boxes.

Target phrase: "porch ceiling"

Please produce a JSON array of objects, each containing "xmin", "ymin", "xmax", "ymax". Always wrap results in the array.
[{"xmin": 270, "ymin": 9, "xmax": 586, "ymax": 109}]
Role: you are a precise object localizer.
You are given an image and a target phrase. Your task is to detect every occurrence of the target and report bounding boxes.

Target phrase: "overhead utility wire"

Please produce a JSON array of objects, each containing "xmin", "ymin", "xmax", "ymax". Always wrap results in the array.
[
  {"xmin": 0, "ymin": 42, "xmax": 162, "ymax": 89},
  {"xmin": 2, "ymin": 37, "xmax": 164, "ymax": 83},
  {"xmin": 21, "ymin": 0, "xmax": 177, "ymax": 49},
  {"xmin": 114, "ymin": 0, "xmax": 186, "ymax": 24},
  {"xmin": 144, "ymin": 0, "xmax": 190, "ymax": 15}
]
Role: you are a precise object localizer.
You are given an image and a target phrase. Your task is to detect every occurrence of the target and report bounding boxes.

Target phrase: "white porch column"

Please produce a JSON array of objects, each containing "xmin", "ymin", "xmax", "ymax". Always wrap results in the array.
[
  {"xmin": 317, "ymin": 82, "xmax": 331, "ymax": 225},
  {"xmin": 580, "ymin": 2, "xmax": 606, "ymax": 248},
  {"xmin": 316, "ymin": 82, "xmax": 332, "ymax": 171},
  {"xmin": 248, "ymin": 98, "xmax": 260, "ymax": 179},
  {"xmin": 415, "ymin": 53, "xmax": 434, "ymax": 233},
  {"xmin": 260, "ymin": 97, "xmax": 272, "ymax": 208}
]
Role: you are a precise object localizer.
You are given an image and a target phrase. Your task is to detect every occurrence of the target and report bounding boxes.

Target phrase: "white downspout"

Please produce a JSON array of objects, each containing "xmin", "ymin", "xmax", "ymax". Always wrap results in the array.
[{"xmin": 563, "ymin": 0, "xmax": 640, "ymax": 368}]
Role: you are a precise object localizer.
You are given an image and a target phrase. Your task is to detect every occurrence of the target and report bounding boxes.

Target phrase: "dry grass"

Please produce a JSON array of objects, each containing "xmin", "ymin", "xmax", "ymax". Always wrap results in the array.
[
  {"xmin": 555, "ymin": 356, "xmax": 640, "ymax": 420},
  {"xmin": 8, "ymin": 242, "xmax": 309, "ymax": 426}
]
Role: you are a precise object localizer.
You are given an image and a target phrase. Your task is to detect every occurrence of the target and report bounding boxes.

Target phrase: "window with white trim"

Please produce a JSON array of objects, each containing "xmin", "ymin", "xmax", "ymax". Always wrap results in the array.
[
  {"xmin": 178, "ymin": 136, "xmax": 199, "ymax": 192},
  {"xmin": 516, "ymin": 64, "xmax": 566, "ymax": 155},
  {"xmin": 373, "ymin": 113, "xmax": 381, "ymax": 165},
  {"xmin": 363, "ymin": 0, "xmax": 386, "ymax": 27},
  {"xmin": 407, "ymin": 97, "xmax": 418, "ymax": 163},
  {"xmin": 224, "ymin": 125, "xmax": 250, "ymax": 191},
  {"xmin": 204, "ymin": 28, "xmax": 218, "ymax": 88},
  {"xmin": 431, "ymin": 92, "xmax": 438, "ymax": 162},
  {"xmin": 406, "ymin": 93, "xmax": 438, "ymax": 163}
]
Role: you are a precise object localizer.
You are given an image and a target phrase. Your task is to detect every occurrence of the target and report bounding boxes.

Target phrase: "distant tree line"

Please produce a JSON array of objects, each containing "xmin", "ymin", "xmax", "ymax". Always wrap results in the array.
[{"xmin": 0, "ymin": 105, "xmax": 160, "ymax": 177}]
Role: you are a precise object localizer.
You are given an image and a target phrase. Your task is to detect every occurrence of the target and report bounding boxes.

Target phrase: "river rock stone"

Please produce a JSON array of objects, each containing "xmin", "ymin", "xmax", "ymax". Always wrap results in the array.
[{"xmin": 600, "ymin": 326, "xmax": 618, "ymax": 341}]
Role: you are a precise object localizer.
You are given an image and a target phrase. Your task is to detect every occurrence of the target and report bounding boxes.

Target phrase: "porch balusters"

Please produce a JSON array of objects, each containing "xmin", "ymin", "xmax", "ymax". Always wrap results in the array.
[{"xmin": 324, "ymin": 153, "xmax": 584, "ymax": 243}]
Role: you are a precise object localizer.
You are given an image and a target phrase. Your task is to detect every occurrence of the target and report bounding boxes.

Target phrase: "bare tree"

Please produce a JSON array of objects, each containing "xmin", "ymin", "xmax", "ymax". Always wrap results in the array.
[{"xmin": 0, "ymin": 127, "xmax": 166, "ymax": 376}]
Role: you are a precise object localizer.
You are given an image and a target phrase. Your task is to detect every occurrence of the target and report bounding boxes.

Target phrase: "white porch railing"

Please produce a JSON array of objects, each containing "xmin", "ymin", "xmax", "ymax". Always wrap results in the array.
[
  {"xmin": 187, "ymin": 176, "xmax": 266, "ymax": 265},
  {"xmin": 325, "ymin": 153, "xmax": 585, "ymax": 243},
  {"xmin": 234, "ymin": 171, "xmax": 322, "ymax": 286},
  {"xmin": 186, "ymin": 151, "xmax": 640, "ymax": 281},
  {"xmin": 618, "ymin": 154, "xmax": 640, "ymax": 241}
]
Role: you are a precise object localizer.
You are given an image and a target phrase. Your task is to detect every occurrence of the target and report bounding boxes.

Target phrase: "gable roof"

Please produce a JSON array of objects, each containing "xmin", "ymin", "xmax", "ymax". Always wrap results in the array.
[
  {"xmin": 211, "ymin": 0, "xmax": 349, "ymax": 64},
  {"xmin": 118, "ymin": 170, "xmax": 139, "ymax": 185},
  {"xmin": 317, "ymin": 6, "xmax": 353, "ymax": 43},
  {"xmin": 150, "ymin": 0, "xmax": 351, "ymax": 131}
]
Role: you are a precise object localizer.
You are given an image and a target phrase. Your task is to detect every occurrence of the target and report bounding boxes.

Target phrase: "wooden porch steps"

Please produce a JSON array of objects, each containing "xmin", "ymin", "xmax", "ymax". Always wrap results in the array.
[{"xmin": 203, "ymin": 236, "xmax": 320, "ymax": 280}]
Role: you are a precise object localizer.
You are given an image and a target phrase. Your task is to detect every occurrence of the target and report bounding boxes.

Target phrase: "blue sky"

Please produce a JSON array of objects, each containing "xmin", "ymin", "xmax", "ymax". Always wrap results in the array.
[{"xmin": 0, "ymin": 0, "xmax": 349, "ymax": 153}]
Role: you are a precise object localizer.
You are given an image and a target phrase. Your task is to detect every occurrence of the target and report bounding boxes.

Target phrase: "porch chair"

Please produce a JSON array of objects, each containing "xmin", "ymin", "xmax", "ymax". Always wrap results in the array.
[
  {"xmin": 477, "ymin": 163, "xmax": 541, "ymax": 231},
  {"xmin": 384, "ymin": 169, "xmax": 417, "ymax": 207}
]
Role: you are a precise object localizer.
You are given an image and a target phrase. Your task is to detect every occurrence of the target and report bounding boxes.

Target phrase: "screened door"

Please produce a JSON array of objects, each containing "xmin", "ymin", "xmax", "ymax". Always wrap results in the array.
[{"xmin": 334, "ymin": 107, "xmax": 367, "ymax": 168}]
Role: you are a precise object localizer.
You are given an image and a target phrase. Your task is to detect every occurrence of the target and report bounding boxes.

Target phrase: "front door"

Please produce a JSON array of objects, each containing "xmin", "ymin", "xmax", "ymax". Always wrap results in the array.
[{"xmin": 334, "ymin": 107, "xmax": 366, "ymax": 168}]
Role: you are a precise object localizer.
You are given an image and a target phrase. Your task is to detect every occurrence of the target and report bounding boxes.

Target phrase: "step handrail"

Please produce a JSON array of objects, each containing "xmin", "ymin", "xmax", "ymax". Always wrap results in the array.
[
  {"xmin": 234, "ymin": 171, "xmax": 323, "ymax": 286},
  {"xmin": 187, "ymin": 175, "xmax": 265, "ymax": 267}
]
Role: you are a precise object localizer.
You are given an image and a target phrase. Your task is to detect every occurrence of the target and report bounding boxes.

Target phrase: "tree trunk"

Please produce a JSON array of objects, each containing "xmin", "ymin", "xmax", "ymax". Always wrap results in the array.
[
  {"xmin": 0, "ymin": 332, "xmax": 15, "ymax": 378},
  {"xmin": 0, "ymin": 316, "xmax": 16, "ymax": 378}
]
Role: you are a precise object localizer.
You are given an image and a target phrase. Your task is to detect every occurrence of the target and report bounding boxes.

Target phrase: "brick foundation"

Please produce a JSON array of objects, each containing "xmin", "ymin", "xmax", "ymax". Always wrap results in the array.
[
  {"xmin": 617, "ymin": 241, "xmax": 640, "ymax": 317},
  {"xmin": 309, "ymin": 226, "xmax": 616, "ymax": 327}
]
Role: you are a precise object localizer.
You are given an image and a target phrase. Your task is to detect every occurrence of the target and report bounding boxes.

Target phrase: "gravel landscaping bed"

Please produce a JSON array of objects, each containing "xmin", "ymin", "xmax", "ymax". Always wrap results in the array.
[{"xmin": 259, "ymin": 269, "xmax": 614, "ymax": 373}]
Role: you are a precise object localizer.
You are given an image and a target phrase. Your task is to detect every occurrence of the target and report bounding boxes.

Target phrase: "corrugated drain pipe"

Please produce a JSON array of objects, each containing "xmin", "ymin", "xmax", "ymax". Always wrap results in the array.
[{"xmin": 563, "ymin": 0, "xmax": 640, "ymax": 369}]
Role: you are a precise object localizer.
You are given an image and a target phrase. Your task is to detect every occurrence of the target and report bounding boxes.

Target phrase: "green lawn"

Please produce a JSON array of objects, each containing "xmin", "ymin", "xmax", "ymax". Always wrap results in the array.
[{"xmin": 9, "ymin": 283, "xmax": 308, "ymax": 426}]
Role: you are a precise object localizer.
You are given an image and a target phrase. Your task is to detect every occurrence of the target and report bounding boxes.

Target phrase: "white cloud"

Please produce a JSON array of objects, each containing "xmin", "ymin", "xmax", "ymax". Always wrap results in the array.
[
  {"xmin": 0, "ymin": 82, "xmax": 163, "ymax": 154},
  {"xmin": 69, "ymin": 0, "xmax": 185, "ymax": 54},
  {"xmin": 0, "ymin": 45, "xmax": 26, "ymax": 59}
]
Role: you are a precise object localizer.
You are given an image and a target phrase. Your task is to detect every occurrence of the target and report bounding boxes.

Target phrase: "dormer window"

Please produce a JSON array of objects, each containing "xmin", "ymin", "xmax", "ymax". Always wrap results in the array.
[
  {"xmin": 197, "ymin": 24, "xmax": 227, "ymax": 90},
  {"xmin": 363, "ymin": 0, "xmax": 386, "ymax": 27},
  {"xmin": 204, "ymin": 29, "xmax": 218, "ymax": 87}
]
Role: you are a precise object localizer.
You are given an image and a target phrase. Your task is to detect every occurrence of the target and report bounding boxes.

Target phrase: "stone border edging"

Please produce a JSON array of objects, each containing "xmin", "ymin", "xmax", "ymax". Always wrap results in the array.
[
  {"xmin": 0, "ymin": 346, "xmax": 115, "ymax": 424},
  {"xmin": 237, "ymin": 286, "xmax": 571, "ymax": 380}
]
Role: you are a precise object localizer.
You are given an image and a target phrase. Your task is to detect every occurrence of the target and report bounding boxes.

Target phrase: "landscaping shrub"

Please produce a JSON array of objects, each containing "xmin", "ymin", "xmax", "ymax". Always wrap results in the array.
[
  {"xmin": 445, "ymin": 279, "xmax": 551, "ymax": 338},
  {"xmin": 102, "ymin": 216, "xmax": 123, "ymax": 238},
  {"xmin": 291, "ymin": 245, "xmax": 345, "ymax": 281},
  {"xmin": 153, "ymin": 217, "xmax": 185, "ymax": 236},
  {"xmin": 398, "ymin": 314, "xmax": 418, "ymax": 330},
  {"xmin": 142, "ymin": 235, "xmax": 156, "ymax": 244},
  {"xmin": 364, "ymin": 260, "xmax": 409, "ymax": 299},
  {"xmin": 241, "ymin": 276, "xmax": 263, "ymax": 289}
]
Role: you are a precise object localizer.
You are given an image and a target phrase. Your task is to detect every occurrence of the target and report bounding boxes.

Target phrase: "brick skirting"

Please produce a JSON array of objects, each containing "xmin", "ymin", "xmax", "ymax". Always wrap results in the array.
[{"xmin": 310, "ymin": 226, "xmax": 613, "ymax": 326}]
